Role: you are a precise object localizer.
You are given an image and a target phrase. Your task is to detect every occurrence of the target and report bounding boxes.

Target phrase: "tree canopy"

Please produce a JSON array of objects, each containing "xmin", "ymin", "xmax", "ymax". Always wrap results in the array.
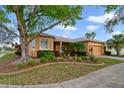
[{"xmin": 105, "ymin": 5, "xmax": 124, "ymax": 33}]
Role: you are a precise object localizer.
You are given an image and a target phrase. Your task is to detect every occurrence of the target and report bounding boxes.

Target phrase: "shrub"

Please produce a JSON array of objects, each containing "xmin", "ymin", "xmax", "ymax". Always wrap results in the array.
[
  {"xmin": 70, "ymin": 51, "xmax": 87, "ymax": 56},
  {"xmin": 73, "ymin": 56, "xmax": 77, "ymax": 60},
  {"xmin": 60, "ymin": 57, "xmax": 64, "ymax": 62},
  {"xmin": 82, "ymin": 56, "xmax": 88, "ymax": 60},
  {"xmin": 17, "ymin": 63, "xmax": 26, "ymax": 69},
  {"xmin": 38, "ymin": 50, "xmax": 56, "ymax": 62},
  {"xmin": 88, "ymin": 54, "xmax": 98, "ymax": 63},
  {"xmin": 77, "ymin": 57, "xmax": 83, "ymax": 62},
  {"xmin": 27, "ymin": 59, "xmax": 36, "ymax": 66},
  {"xmin": 105, "ymin": 51, "xmax": 111, "ymax": 55}
]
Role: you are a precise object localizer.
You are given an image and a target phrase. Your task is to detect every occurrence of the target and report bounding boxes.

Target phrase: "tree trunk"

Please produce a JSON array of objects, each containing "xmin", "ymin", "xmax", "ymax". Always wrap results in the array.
[
  {"xmin": 116, "ymin": 48, "xmax": 120, "ymax": 56},
  {"xmin": 20, "ymin": 40, "xmax": 29, "ymax": 62},
  {"xmin": 14, "ymin": 6, "xmax": 30, "ymax": 63},
  {"xmin": 19, "ymin": 30, "xmax": 29, "ymax": 63}
]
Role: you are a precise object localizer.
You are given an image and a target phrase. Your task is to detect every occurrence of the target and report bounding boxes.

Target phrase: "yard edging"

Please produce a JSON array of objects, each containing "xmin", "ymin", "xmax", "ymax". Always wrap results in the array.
[{"xmin": 0, "ymin": 62, "xmax": 104, "ymax": 76}]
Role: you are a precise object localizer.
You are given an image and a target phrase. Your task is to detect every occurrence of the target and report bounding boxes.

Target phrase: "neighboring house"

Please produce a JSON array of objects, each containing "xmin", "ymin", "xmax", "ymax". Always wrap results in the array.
[
  {"xmin": 29, "ymin": 33, "xmax": 105, "ymax": 57},
  {"xmin": 105, "ymin": 47, "xmax": 124, "ymax": 56}
]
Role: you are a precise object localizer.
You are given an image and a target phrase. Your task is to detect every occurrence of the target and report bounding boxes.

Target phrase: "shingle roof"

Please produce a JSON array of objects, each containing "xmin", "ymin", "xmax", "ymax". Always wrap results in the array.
[
  {"xmin": 40, "ymin": 33, "xmax": 104, "ymax": 43},
  {"xmin": 54, "ymin": 36, "xmax": 104, "ymax": 43},
  {"xmin": 54, "ymin": 36, "xmax": 73, "ymax": 42},
  {"xmin": 40, "ymin": 33, "xmax": 55, "ymax": 38},
  {"xmin": 72, "ymin": 37, "xmax": 85, "ymax": 42}
]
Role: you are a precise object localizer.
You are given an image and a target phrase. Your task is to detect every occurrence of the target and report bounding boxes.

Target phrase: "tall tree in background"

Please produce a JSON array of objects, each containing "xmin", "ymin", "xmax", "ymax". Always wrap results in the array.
[
  {"xmin": 91, "ymin": 32, "xmax": 96, "ymax": 39},
  {"xmin": 85, "ymin": 32, "xmax": 96, "ymax": 39},
  {"xmin": 85, "ymin": 32, "xmax": 91, "ymax": 39},
  {"xmin": 105, "ymin": 5, "xmax": 124, "ymax": 33},
  {"xmin": 106, "ymin": 34, "xmax": 124, "ymax": 56},
  {"xmin": 0, "ymin": 5, "xmax": 82, "ymax": 62}
]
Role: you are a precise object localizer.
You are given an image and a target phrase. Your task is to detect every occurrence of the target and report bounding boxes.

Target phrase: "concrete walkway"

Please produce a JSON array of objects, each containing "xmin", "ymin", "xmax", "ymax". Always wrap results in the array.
[{"xmin": 0, "ymin": 61, "xmax": 124, "ymax": 88}]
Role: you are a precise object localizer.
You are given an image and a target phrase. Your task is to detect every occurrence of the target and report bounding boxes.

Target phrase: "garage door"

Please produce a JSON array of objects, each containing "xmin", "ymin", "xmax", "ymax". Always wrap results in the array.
[{"xmin": 92, "ymin": 46, "xmax": 102, "ymax": 55}]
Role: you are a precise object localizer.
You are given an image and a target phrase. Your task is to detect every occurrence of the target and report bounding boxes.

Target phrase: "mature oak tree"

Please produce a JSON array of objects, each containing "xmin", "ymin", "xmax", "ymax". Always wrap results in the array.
[{"xmin": 0, "ymin": 5, "xmax": 82, "ymax": 62}]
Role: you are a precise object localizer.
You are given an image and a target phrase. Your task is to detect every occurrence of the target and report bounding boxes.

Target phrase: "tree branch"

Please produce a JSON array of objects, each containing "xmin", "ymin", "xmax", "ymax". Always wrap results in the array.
[
  {"xmin": 27, "ymin": 16, "xmax": 41, "ymax": 32},
  {"xmin": 0, "ymin": 23, "xmax": 20, "ymax": 38},
  {"xmin": 25, "ymin": 20, "xmax": 62, "ymax": 44},
  {"xmin": 25, "ymin": 13, "xmax": 75, "ymax": 44}
]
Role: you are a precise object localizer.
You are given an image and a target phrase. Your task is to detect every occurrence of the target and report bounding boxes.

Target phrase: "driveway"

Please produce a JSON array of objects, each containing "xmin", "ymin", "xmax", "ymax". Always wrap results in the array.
[
  {"xmin": 99, "ymin": 55, "xmax": 124, "ymax": 61},
  {"xmin": 0, "ymin": 57, "xmax": 124, "ymax": 88}
]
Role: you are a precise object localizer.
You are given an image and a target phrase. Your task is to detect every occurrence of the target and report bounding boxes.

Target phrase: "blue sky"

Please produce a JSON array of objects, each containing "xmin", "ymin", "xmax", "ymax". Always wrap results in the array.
[{"xmin": 44, "ymin": 6, "xmax": 124, "ymax": 42}]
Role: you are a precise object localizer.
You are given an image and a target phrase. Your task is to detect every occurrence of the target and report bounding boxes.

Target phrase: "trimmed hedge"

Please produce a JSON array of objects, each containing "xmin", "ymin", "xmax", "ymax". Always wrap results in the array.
[
  {"xmin": 105, "ymin": 51, "xmax": 111, "ymax": 55},
  {"xmin": 70, "ymin": 51, "xmax": 87, "ymax": 56},
  {"xmin": 37, "ymin": 50, "xmax": 56, "ymax": 62}
]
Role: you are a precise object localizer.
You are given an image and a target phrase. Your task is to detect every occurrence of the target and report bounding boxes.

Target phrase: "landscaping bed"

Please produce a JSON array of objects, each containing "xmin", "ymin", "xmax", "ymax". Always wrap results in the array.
[
  {"xmin": 0, "ymin": 57, "xmax": 103, "ymax": 73},
  {"xmin": 0, "ymin": 52, "xmax": 104, "ymax": 73},
  {"xmin": 0, "ymin": 57, "xmax": 123, "ymax": 85}
]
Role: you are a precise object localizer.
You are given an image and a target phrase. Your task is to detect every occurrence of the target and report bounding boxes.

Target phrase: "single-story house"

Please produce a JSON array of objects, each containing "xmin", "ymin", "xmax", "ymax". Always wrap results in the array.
[
  {"xmin": 105, "ymin": 46, "xmax": 124, "ymax": 56},
  {"xmin": 29, "ymin": 33, "xmax": 105, "ymax": 57}
]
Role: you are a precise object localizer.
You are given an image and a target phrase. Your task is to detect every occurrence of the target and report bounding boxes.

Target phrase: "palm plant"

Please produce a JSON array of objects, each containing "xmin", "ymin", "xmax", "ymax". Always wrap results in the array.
[
  {"xmin": 106, "ymin": 34, "xmax": 124, "ymax": 56},
  {"xmin": 85, "ymin": 33, "xmax": 91, "ymax": 39},
  {"xmin": 85, "ymin": 32, "xmax": 96, "ymax": 39},
  {"xmin": 91, "ymin": 32, "xmax": 96, "ymax": 39}
]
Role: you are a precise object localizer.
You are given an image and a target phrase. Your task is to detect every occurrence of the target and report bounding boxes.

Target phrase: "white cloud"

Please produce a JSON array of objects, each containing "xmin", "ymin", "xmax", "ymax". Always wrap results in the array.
[
  {"xmin": 56, "ymin": 25, "xmax": 77, "ymax": 31},
  {"xmin": 86, "ymin": 12, "xmax": 114, "ymax": 24},
  {"xmin": 62, "ymin": 30, "xmax": 71, "ymax": 38},
  {"xmin": 62, "ymin": 35, "xmax": 69, "ymax": 38},
  {"xmin": 107, "ymin": 31, "xmax": 124, "ymax": 38},
  {"xmin": 111, "ymin": 31, "xmax": 123, "ymax": 35},
  {"xmin": 86, "ymin": 25, "xmax": 100, "ymax": 31}
]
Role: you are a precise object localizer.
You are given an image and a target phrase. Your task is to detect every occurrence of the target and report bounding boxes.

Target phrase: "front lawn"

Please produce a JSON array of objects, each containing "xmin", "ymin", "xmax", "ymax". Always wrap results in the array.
[
  {"xmin": 0, "ymin": 57, "xmax": 123, "ymax": 85},
  {"xmin": 0, "ymin": 52, "xmax": 16, "ymax": 64}
]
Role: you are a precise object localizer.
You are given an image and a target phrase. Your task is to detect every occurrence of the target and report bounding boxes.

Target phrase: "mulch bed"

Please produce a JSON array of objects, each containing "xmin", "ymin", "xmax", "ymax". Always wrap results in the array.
[
  {"xmin": 0, "ymin": 56, "xmax": 104, "ymax": 74},
  {"xmin": 0, "ymin": 56, "xmax": 21, "ymax": 73}
]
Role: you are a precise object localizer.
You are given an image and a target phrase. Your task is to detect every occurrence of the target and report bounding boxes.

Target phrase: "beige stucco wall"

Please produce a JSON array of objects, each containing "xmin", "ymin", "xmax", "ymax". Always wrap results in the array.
[{"xmin": 28, "ymin": 35, "xmax": 54, "ymax": 57}]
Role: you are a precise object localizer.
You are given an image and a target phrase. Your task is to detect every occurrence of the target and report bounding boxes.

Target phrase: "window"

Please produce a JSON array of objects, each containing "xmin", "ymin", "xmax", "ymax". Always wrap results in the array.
[
  {"xmin": 41, "ymin": 39, "xmax": 48, "ymax": 49},
  {"xmin": 31, "ymin": 39, "xmax": 35, "ymax": 48}
]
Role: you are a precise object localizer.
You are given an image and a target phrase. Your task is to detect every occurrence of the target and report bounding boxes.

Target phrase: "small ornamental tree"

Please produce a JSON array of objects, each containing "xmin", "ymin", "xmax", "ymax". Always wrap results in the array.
[{"xmin": 69, "ymin": 42, "xmax": 85, "ymax": 56}]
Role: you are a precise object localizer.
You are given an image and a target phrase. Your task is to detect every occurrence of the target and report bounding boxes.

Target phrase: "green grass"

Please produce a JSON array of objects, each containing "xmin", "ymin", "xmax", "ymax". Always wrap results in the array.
[
  {"xmin": 0, "ymin": 52, "xmax": 16, "ymax": 64},
  {"xmin": 0, "ymin": 57, "xmax": 123, "ymax": 85}
]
